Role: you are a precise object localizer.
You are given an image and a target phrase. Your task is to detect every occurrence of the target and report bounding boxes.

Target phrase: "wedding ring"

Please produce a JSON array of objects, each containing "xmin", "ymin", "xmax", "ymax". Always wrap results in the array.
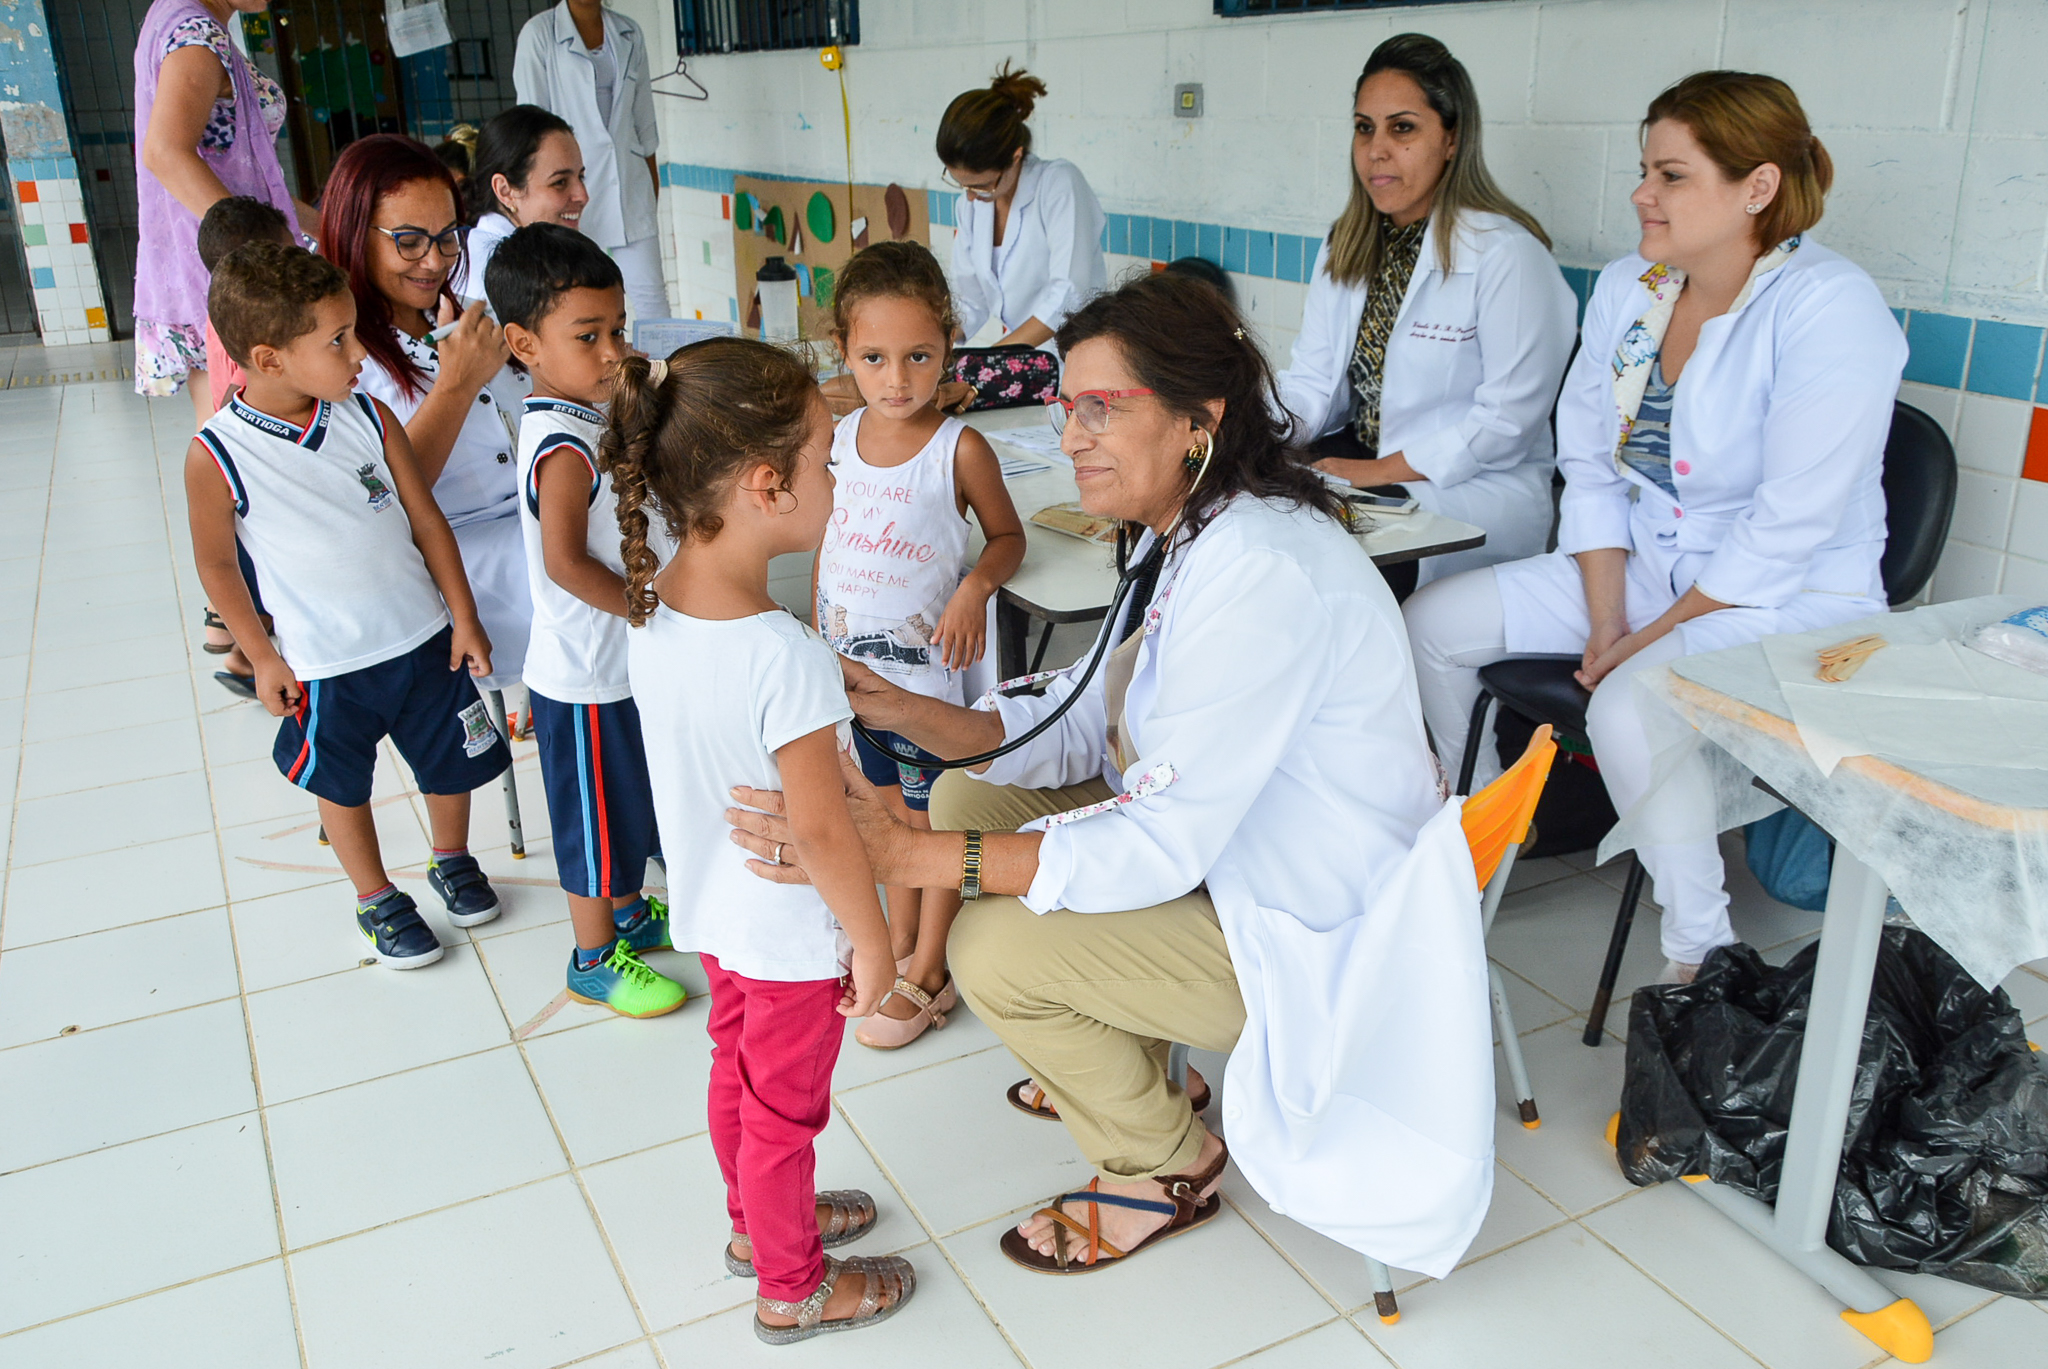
[{"xmin": 773, "ymin": 842, "xmax": 787, "ymax": 866}]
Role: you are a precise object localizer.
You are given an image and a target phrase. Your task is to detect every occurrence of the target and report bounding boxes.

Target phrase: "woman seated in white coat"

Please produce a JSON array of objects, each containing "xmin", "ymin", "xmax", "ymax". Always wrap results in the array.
[
  {"xmin": 1277, "ymin": 33, "xmax": 1575, "ymax": 599},
  {"xmin": 1405, "ymin": 71, "xmax": 1906, "ymax": 982},
  {"xmin": 939, "ymin": 65, "xmax": 1106, "ymax": 351},
  {"xmin": 725, "ymin": 275, "xmax": 1498, "ymax": 1283}
]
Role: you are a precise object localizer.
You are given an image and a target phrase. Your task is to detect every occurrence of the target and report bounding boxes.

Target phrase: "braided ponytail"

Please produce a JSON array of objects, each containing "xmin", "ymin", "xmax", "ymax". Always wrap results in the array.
[{"xmin": 597, "ymin": 339, "xmax": 821, "ymax": 626}]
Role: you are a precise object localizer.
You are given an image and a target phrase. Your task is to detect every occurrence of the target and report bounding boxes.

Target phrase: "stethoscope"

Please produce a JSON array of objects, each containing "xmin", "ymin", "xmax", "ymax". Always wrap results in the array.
[{"xmin": 849, "ymin": 430, "xmax": 1215, "ymax": 772}]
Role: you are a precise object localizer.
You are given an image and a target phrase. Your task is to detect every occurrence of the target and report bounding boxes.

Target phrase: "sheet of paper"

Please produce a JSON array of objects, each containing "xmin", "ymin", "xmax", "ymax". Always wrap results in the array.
[
  {"xmin": 996, "ymin": 453, "xmax": 1052, "ymax": 480},
  {"xmin": 634, "ymin": 318, "xmax": 738, "ymax": 356},
  {"xmin": 384, "ymin": 0, "xmax": 451, "ymax": 58},
  {"xmin": 982, "ymin": 422, "xmax": 1066, "ymax": 458},
  {"xmin": 1760, "ymin": 629, "xmax": 2048, "ymax": 775}
]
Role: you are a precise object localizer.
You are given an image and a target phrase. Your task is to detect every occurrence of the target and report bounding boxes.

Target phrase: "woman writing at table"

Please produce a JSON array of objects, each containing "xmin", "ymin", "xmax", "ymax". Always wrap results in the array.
[
  {"xmin": 726, "ymin": 273, "xmax": 1497, "ymax": 1282},
  {"xmin": 1276, "ymin": 33, "xmax": 1575, "ymax": 598},
  {"xmin": 940, "ymin": 65, "xmax": 1106, "ymax": 351},
  {"xmin": 1404, "ymin": 72, "xmax": 1906, "ymax": 983}
]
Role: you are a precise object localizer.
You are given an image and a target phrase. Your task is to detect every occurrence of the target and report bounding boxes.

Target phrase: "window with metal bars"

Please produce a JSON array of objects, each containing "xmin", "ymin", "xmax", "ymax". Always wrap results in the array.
[
  {"xmin": 675, "ymin": 0, "xmax": 858, "ymax": 56},
  {"xmin": 1216, "ymin": 0, "xmax": 1510, "ymax": 14}
]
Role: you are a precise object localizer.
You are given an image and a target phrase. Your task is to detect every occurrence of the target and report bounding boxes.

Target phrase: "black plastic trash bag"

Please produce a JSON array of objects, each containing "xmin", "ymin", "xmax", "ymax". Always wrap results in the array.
[{"xmin": 1617, "ymin": 928, "xmax": 2048, "ymax": 1297}]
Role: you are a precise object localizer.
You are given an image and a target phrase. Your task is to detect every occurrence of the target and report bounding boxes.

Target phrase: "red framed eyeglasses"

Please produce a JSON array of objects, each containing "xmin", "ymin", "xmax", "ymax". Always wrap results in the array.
[{"xmin": 1046, "ymin": 388, "xmax": 1156, "ymax": 435}]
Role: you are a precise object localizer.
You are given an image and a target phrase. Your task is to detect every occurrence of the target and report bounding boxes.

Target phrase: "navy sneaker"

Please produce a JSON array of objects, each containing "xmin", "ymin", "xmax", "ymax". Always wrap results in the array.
[
  {"xmin": 427, "ymin": 853, "xmax": 501, "ymax": 928},
  {"xmin": 357, "ymin": 892, "xmax": 444, "ymax": 969},
  {"xmin": 614, "ymin": 895, "xmax": 673, "ymax": 954}
]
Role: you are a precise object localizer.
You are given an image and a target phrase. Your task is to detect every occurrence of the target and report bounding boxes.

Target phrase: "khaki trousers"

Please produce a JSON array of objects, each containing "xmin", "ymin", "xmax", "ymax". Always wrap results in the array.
[{"xmin": 931, "ymin": 771, "xmax": 1246, "ymax": 1183}]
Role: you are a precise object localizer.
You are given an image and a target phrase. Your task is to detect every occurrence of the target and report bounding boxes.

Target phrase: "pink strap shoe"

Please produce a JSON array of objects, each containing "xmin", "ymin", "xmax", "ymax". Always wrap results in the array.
[{"xmin": 854, "ymin": 975, "xmax": 957, "ymax": 1050}]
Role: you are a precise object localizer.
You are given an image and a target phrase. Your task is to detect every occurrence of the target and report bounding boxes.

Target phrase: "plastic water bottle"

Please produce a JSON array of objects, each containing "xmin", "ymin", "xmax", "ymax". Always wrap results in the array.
[{"xmin": 757, "ymin": 257, "xmax": 799, "ymax": 341}]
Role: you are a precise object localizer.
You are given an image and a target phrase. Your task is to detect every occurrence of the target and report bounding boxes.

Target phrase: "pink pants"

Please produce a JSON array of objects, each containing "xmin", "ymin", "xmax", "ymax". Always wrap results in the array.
[{"xmin": 702, "ymin": 954, "xmax": 846, "ymax": 1302}]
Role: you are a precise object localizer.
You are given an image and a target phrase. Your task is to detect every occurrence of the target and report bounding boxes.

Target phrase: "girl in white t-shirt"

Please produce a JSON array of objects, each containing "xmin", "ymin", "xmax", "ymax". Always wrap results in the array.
[
  {"xmin": 814, "ymin": 241, "xmax": 1024, "ymax": 1050},
  {"xmin": 604, "ymin": 339, "xmax": 915, "ymax": 1344}
]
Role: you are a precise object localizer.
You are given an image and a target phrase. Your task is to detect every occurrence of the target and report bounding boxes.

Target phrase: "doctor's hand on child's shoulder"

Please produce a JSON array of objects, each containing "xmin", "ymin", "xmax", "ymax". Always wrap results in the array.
[
  {"xmin": 930, "ymin": 581, "xmax": 993, "ymax": 671},
  {"xmin": 450, "ymin": 617, "xmax": 495, "ymax": 679},
  {"xmin": 434, "ymin": 301, "xmax": 509, "ymax": 393}
]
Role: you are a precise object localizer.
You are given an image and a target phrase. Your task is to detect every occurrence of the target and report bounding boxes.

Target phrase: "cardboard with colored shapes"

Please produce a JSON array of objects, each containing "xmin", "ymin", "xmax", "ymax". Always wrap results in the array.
[{"xmin": 733, "ymin": 175, "xmax": 930, "ymax": 341}]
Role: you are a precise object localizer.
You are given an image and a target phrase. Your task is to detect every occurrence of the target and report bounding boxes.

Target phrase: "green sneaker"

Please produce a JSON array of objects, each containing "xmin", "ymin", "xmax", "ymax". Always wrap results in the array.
[
  {"xmin": 566, "ymin": 940, "xmax": 687, "ymax": 1018},
  {"xmin": 614, "ymin": 894, "xmax": 673, "ymax": 954}
]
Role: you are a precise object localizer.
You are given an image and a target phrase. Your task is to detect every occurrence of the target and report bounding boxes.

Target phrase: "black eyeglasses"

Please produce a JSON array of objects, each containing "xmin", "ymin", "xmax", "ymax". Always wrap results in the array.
[{"xmin": 374, "ymin": 224, "xmax": 467, "ymax": 261}]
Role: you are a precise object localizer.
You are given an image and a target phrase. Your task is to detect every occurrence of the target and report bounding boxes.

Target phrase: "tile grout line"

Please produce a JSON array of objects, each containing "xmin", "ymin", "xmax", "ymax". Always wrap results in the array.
[
  {"xmin": 504, "ymin": 990, "xmax": 680, "ymax": 1369},
  {"xmin": 827, "ymin": 1096, "xmax": 1038, "ymax": 1369},
  {"xmin": 0, "ymin": 397, "xmax": 55, "ymax": 954},
  {"xmin": 159, "ymin": 383, "xmax": 317, "ymax": 1369}
]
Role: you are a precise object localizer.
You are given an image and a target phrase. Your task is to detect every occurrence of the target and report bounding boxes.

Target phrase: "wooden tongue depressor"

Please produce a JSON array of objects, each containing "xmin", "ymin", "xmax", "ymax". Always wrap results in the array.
[{"xmin": 1816, "ymin": 634, "xmax": 1887, "ymax": 683}]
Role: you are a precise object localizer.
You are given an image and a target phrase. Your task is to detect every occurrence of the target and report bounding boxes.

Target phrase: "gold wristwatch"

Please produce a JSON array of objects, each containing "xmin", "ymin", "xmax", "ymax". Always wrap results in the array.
[{"xmin": 960, "ymin": 829, "xmax": 983, "ymax": 901}]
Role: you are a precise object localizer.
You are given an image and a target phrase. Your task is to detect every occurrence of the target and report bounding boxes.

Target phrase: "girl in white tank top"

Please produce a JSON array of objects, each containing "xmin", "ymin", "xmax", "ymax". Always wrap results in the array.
[{"xmin": 814, "ymin": 241, "xmax": 1026, "ymax": 1049}]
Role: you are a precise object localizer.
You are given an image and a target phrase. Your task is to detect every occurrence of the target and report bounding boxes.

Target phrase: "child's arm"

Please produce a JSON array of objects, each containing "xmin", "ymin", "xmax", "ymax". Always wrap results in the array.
[
  {"xmin": 373, "ymin": 398, "xmax": 494, "ymax": 678},
  {"xmin": 535, "ymin": 443, "xmax": 630, "ymax": 617},
  {"xmin": 184, "ymin": 439, "xmax": 298, "ymax": 716},
  {"xmin": 776, "ymin": 725, "xmax": 893, "ymax": 1017},
  {"xmin": 930, "ymin": 428, "xmax": 1025, "ymax": 672}
]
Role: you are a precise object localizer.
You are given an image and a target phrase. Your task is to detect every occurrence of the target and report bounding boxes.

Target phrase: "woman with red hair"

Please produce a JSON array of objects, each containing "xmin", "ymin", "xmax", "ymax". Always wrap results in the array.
[{"xmin": 322, "ymin": 135, "xmax": 531, "ymax": 697}]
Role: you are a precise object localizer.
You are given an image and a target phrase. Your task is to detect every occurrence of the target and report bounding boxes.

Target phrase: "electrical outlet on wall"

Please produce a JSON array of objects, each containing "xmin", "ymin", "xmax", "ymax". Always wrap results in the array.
[{"xmin": 1174, "ymin": 83, "xmax": 1203, "ymax": 119}]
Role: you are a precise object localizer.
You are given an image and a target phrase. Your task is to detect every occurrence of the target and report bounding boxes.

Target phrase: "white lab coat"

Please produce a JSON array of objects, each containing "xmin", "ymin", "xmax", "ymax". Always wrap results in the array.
[
  {"xmin": 1276, "ymin": 212, "xmax": 1576, "ymax": 586},
  {"xmin": 514, "ymin": 2, "xmax": 658, "ymax": 250},
  {"xmin": 1499, "ymin": 239, "xmax": 1906, "ymax": 656},
  {"xmin": 972, "ymin": 494, "xmax": 1496, "ymax": 1277},
  {"xmin": 951, "ymin": 155, "xmax": 1107, "ymax": 348}
]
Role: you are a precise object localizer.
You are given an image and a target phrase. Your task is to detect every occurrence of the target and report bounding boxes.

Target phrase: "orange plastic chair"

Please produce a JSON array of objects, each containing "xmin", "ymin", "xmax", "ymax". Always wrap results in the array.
[{"xmin": 1358, "ymin": 725, "xmax": 1560, "ymax": 1328}]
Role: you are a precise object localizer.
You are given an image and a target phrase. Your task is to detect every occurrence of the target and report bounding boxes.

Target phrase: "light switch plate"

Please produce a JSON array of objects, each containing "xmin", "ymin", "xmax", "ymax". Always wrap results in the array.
[{"xmin": 1174, "ymin": 83, "xmax": 1204, "ymax": 118}]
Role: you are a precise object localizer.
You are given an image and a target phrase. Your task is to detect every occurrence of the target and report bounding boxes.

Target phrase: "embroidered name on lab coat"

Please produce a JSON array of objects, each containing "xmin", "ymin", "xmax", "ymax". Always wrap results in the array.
[{"xmin": 1407, "ymin": 321, "xmax": 1477, "ymax": 343}]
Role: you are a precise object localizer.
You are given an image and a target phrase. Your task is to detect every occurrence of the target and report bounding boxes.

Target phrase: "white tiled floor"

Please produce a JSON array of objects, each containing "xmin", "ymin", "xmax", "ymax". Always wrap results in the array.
[{"xmin": 2, "ymin": 374, "xmax": 2046, "ymax": 1367}]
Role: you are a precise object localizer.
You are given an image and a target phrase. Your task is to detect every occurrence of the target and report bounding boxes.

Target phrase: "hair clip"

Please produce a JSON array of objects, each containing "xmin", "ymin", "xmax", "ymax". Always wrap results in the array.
[
  {"xmin": 1232, "ymin": 327, "xmax": 1246, "ymax": 340},
  {"xmin": 647, "ymin": 359, "xmax": 669, "ymax": 385}
]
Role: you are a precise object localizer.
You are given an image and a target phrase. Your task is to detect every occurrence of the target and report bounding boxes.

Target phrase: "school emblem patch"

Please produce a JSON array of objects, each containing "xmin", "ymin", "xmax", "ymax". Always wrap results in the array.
[
  {"xmin": 356, "ymin": 463, "xmax": 396, "ymax": 511},
  {"xmin": 456, "ymin": 699, "xmax": 499, "ymax": 758}
]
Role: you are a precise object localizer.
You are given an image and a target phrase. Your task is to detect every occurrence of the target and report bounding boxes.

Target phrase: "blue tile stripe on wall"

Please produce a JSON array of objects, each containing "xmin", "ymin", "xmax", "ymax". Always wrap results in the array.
[
  {"xmin": 661, "ymin": 161, "xmax": 2048, "ymax": 401},
  {"xmin": 7, "ymin": 157, "xmax": 77, "ymax": 182}
]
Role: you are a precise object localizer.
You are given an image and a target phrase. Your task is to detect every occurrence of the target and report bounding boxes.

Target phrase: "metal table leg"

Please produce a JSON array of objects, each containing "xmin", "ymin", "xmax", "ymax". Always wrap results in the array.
[{"xmin": 1676, "ymin": 846, "xmax": 1931, "ymax": 1362}]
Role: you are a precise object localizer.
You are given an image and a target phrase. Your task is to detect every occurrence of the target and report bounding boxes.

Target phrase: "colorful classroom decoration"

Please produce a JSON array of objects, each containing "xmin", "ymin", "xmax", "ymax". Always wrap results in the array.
[
  {"xmin": 731, "ymin": 176, "xmax": 931, "ymax": 340},
  {"xmin": 806, "ymin": 190, "xmax": 836, "ymax": 244}
]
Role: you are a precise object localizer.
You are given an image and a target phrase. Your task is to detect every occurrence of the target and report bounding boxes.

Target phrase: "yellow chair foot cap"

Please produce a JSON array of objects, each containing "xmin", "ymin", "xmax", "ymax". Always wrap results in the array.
[
  {"xmin": 1841, "ymin": 1299, "xmax": 1932, "ymax": 1363},
  {"xmin": 1605, "ymin": 1111, "xmax": 1620, "ymax": 1149},
  {"xmin": 511, "ymin": 851, "xmax": 526, "ymax": 860},
  {"xmin": 1377, "ymin": 1312, "xmax": 1400, "ymax": 1326},
  {"xmin": 1521, "ymin": 1118, "xmax": 1541, "ymax": 1130}
]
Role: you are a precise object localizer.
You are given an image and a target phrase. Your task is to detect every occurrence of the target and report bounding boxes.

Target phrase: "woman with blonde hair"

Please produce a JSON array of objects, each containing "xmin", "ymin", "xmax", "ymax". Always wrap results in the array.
[
  {"xmin": 1405, "ymin": 72, "xmax": 1906, "ymax": 982},
  {"xmin": 1277, "ymin": 32, "xmax": 1576, "ymax": 598}
]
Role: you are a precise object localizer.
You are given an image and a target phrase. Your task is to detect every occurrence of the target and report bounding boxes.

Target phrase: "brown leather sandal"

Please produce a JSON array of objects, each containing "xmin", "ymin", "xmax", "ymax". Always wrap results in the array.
[
  {"xmin": 1006, "ymin": 1073, "xmax": 1210, "ymax": 1121},
  {"xmin": 999, "ymin": 1137, "xmax": 1230, "ymax": 1274},
  {"xmin": 724, "ymin": 1189, "xmax": 877, "ymax": 1277}
]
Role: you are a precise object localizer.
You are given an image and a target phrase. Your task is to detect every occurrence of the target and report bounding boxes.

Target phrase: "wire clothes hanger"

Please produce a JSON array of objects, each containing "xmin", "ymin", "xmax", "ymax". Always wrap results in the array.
[{"xmin": 651, "ymin": 56, "xmax": 709, "ymax": 101}]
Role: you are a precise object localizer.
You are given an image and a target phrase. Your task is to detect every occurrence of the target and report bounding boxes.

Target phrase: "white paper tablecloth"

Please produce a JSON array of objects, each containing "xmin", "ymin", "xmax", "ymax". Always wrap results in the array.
[{"xmin": 1609, "ymin": 596, "xmax": 2048, "ymax": 988}]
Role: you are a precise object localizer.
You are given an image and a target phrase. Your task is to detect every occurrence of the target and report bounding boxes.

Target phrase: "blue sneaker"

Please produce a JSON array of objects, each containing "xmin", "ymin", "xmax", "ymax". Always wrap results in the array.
[
  {"xmin": 614, "ymin": 895, "xmax": 673, "ymax": 954},
  {"xmin": 427, "ymin": 853, "xmax": 500, "ymax": 928},
  {"xmin": 567, "ymin": 941, "xmax": 688, "ymax": 1018},
  {"xmin": 357, "ymin": 892, "xmax": 444, "ymax": 969}
]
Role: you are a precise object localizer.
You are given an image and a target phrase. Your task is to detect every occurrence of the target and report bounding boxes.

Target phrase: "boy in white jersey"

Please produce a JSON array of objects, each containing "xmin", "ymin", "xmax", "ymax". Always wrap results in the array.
[
  {"xmin": 489, "ymin": 223, "xmax": 685, "ymax": 1017},
  {"xmin": 187, "ymin": 244, "xmax": 509, "ymax": 969}
]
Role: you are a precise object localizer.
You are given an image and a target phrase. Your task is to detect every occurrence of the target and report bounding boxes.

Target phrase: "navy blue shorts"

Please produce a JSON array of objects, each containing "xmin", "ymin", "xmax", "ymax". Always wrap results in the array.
[
  {"xmin": 529, "ymin": 691, "xmax": 660, "ymax": 899},
  {"xmin": 273, "ymin": 625, "xmax": 510, "ymax": 808},
  {"xmin": 852, "ymin": 725, "xmax": 946, "ymax": 811}
]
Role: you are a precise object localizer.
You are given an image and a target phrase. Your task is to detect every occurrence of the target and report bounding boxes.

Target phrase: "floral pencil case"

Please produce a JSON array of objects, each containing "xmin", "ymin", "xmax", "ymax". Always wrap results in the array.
[{"xmin": 946, "ymin": 345, "xmax": 1060, "ymax": 410}]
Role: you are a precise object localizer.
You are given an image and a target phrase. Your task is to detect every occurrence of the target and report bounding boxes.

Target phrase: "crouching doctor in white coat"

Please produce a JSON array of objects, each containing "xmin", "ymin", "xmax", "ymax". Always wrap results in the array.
[
  {"xmin": 1278, "ymin": 35, "xmax": 1574, "ymax": 596},
  {"xmin": 1405, "ymin": 72, "xmax": 1906, "ymax": 981},
  {"xmin": 725, "ymin": 274, "xmax": 1498, "ymax": 1280}
]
